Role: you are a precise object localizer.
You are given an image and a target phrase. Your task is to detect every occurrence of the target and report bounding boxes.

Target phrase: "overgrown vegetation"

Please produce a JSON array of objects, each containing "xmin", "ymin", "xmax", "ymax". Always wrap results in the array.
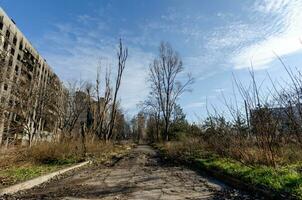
[
  {"xmin": 0, "ymin": 38, "xmax": 134, "ymax": 187},
  {"xmin": 158, "ymin": 140, "xmax": 302, "ymax": 199},
  {"xmin": 138, "ymin": 43, "xmax": 302, "ymax": 198},
  {"xmin": 0, "ymin": 139, "xmax": 132, "ymax": 188}
]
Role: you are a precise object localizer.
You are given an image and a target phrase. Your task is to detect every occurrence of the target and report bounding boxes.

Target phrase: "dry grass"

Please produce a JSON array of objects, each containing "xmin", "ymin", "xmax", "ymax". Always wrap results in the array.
[
  {"xmin": 158, "ymin": 140, "xmax": 302, "ymax": 199},
  {"xmin": 160, "ymin": 134, "xmax": 302, "ymax": 167},
  {"xmin": 0, "ymin": 139, "xmax": 133, "ymax": 188},
  {"xmin": 25, "ymin": 140, "xmax": 85, "ymax": 165}
]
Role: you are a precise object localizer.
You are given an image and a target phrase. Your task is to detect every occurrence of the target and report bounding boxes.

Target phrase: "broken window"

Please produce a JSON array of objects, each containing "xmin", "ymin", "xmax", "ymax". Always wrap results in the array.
[
  {"xmin": 9, "ymin": 99, "xmax": 13, "ymax": 106},
  {"xmin": 15, "ymin": 65, "xmax": 19, "ymax": 75},
  {"xmin": 19, "ymin": 42, "xmax": 23, "ymax": 50},
  {"xmin": 3, "ymin": 41, "xmax": 8, "ymax": 50},
  {"xmin": 5, "ymin": 30, "xmax": 10, "ymax": 38},
  {"xmin": 3, "ymin": 84, "xmax": 8, "ymax": 91},
  {"xmin": 10, "ymin": 48, "xmax": 15, "ymax": 55},
  {"xmin": 13, "ymin": 37, "xmax": 17, "ymax": 45},
  {"xmin": 8, "ymin": 59, "xmax": 13, "ymax": 66},
  {"xmin": 27, "ymin": 73, "xmax": 32, "ymax": 81}
]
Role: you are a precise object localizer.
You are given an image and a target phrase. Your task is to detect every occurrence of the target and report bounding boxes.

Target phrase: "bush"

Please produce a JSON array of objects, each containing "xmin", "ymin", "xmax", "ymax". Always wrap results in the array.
[
  {"xmin": 24, "ymin": 140, "xmax": 84, "ymax": 165},
  {"xmin": 159, "ymin": 141, "xmax": 302, "ymax": 199}
]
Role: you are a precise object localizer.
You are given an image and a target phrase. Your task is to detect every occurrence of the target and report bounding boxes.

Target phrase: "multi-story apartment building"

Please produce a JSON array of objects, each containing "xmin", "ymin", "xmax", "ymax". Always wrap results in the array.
[{"xmin": 0, "ymin": 7, "xmax": 63, "ymax": 146}]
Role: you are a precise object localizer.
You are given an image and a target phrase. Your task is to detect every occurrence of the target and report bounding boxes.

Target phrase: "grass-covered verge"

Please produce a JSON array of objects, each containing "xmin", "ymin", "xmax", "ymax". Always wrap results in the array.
[
  {"xmin": 156, "ymin": 142, "xmax": 302, "ymax": 199},
  {"xmin": 0, "ymin": 163, "xmax": 67, "ymax": 187},
  {"xmin": 0, "ymin": 140, "xmax": 133, "ymax": 188}
]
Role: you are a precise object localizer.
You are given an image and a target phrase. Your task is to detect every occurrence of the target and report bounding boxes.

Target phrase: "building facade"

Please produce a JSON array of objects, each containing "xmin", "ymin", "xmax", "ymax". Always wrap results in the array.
[{"xmin": 0, "ymin": 7, "xmax": 63, "ymax": 146}]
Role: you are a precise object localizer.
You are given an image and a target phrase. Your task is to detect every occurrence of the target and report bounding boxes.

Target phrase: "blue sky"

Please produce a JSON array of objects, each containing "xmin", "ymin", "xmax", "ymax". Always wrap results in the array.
[{"xmin": 2, "ymin": 0, "xmax": 302, "ymax": 121}]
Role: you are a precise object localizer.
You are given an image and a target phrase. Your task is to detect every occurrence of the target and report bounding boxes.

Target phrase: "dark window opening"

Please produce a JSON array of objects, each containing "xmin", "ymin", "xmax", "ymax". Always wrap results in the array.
[
  {"xmin": 13, "ymin": 37, "xmax": 17, "ymax": 45},
  {"xmin": 10, "ymin": 48, "xmax": 15, "ymax": 55},
  {"xmin": 3, "ymin": 41, "xmax": 8, "ymax": 50},
  {"xmin": 4, "ymin": 84, "xmax": 8, "ymax": 91},
  {"xmin": 8, "ymin": 59, "xmax": 13, "ymax": 66},
  {"xmin": 27, "ymin": 73, "xmax": 32, "ymax": 81},
  {"xmin": 19, "ymin": 42, "xmax": 23, "ymax": 50},
  {"xmin": 0, "ymin": 22, "xmax": 3, "ymax": 30},
  {"xmin": 15, "ymin": 114, "xmax": 22, "ymax": 122},
  {"xmin": 5, "ymin": 30, "xmax": 10, "ymax": 38},
  {"xmin": 9, "ymin": 99, "xmax": 13, "ymax": 106},
  {"xmin": 15, "ymin": 66, "xmax": 19, "ymax": 75},
  {"xmin": 17, "ymin": 54, "xmax": 21, "ymax": 61}
]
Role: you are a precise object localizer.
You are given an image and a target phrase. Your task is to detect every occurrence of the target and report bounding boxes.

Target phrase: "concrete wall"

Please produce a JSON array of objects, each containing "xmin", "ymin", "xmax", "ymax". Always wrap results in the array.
[{"xmin": 0, "ymin": 7, "xmax": 62, "ymax": 146}]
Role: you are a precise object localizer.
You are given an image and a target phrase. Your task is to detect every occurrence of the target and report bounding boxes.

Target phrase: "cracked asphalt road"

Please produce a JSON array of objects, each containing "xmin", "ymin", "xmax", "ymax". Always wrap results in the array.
[{"xmin": 1, "ymin": 145, "xmax": 262, "ymax": 200}]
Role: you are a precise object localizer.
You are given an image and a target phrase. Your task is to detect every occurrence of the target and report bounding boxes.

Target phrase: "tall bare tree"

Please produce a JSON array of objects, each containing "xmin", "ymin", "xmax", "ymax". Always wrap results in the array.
[
  {"xmin": 87, "ymin": 65, "xmax": 112, "ymax": 140},
  {"xmin": 107, "ymin": 39, "xmax": 128, "ymax": 140},
  {"xmin": 149, "ymin": 42, "xmax": 193, "ymax": 141}
]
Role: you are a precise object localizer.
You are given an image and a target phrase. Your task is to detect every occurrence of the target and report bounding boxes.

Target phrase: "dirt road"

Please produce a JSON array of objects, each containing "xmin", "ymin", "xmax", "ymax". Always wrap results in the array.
[{"xmin": 2, "ymin": 145, "xmax": 262, "ymax": 200}]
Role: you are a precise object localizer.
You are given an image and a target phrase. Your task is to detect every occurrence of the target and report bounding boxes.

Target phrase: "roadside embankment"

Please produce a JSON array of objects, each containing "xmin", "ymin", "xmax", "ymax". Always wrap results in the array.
[{"xmin": 155, "ymin": 142, "xmax": 302, "ymax": 200}]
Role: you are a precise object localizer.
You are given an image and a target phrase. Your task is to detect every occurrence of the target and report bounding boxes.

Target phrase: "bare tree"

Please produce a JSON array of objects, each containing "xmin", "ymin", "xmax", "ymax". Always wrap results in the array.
[
  {"xmin": 0, "ymin": 49, "xmax": 8, "ymax": 145},
  {"xmin": 149, "ymin": 42, "xmax": 193, "ymax": 141},
  {"xmin": 107, "ymin": 39, "xmax": 128, "ymax": 140},
  {"xmin": 142, "ymin": 94, "xmax": 161, "ymax": 141},
  {"xmin": 92, "ymin": 66, "xmax": 112, "ymax": 140},
  {"xmin": 55, "ymin": 81, "xmax": 89, "ymax": 138}
]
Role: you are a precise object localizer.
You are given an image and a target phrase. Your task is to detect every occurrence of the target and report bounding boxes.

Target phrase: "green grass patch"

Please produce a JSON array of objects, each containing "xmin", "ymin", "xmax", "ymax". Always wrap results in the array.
[
  {"xmin": 158, "ymin": 144, "xmax": 302, "ymax": 199},
  {"xmin": 195, "ymin": 157, "xmax": 302, "ymax": 199},
  {"xmin": 0, "ymin": 163, "xmax": 69, "ymax": 188}
]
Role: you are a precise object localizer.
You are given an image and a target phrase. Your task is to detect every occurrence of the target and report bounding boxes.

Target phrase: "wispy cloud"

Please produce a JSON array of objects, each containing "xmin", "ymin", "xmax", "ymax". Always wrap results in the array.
[
  {"xmin": 38, "ymin": 16, "xmax": 153, "ymax": 115},
  {"xmin": 184, "ymin": 102, "xmax": 205, "ymax": 109},
  {"xmin": 235, "ymin": 0, "xmax": 302, "ymax": 69},
  {"xmin": 205, "ymin": 0, "xmax": 302, "ymax": 70},
  {"xmin": 32, "ymin": 0, "xmax": 302, "ymax": 119}
]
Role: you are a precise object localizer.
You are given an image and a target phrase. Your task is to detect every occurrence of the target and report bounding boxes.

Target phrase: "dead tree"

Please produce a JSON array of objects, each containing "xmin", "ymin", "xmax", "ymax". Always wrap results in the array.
[
  {"xmin": 142, "ymin": 93, "xmax": 161, "ymax": 141},
  {"xmin": 0, "ymin": 49, "xmax": 8, "ymax": 145},
  {"xmin": 56, "ymin": 81, "xmax": 88, "ymax": 138},
  {"xmin": 92, "ymin": 66, "xmax": 112, "ymax": 140},
  {"xmin": 149, "ymin": 42, "xmax": 193, "ymax": 141},
  {"xmin": 107, "ymin": 39, "xmax": 128, "ymax": 140}
]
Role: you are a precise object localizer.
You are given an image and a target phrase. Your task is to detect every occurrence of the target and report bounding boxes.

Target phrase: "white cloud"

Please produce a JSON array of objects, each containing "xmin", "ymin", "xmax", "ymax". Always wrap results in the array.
[
  {"xmin": 233, "ymin": 0, "xmax": 302, "ymax": 69},
  {"xmin": 38, "ymin": 20, "xmax": 153, "ymax": 115},
  {"xmin": 184, "ymin": 102, "xmax": 205, "ymax": 109},
  {"xmin": 204, "ymin": 0, "xmax": 302, "ymax": 70}
]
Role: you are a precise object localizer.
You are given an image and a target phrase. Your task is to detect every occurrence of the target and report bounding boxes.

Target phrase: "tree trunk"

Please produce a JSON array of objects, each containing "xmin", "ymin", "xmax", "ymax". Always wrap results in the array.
[{"xmin": 80, "ymin": 122, "xmax": 86, "ymax": 157}]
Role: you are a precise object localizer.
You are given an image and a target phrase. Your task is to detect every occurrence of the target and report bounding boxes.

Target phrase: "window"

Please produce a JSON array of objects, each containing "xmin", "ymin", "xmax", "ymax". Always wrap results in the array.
[
  {"xmin": 15, "ymin": 66, "xmax": 19, "ymax": 75},
  {"xmin": 10, "ymin": 48, "xmax": 15, "ymax": 55},
  {"xmin": 17, "ymin": 54, "xmax": 21, "ymax": 61},
  {"xmin": 13, "ymin": 37, "xmax": 17, "ymax": 45},
  {"xmin": 15, "ymin": 114, "xmax": 21, "ymax": 122},
  {"xmin": 5, "ymin": 30, "xmax": 10, "ymax": 38},
  {"xmin": 0, "ymin": 22, "xmax": 3, "ymax": 30},
  {"xmin": 27, "ymin": 73, "xmax": 32, "ymax": 81},
  {"xmin": 3, "ymin": 84, "xmax": 8, "ymax": 91},
  {"xmin": 3, "ymin": 41, "xmax": 8, "ymax": 50},
  {"xmin": 9, "ymin": 99, "xmax": 13, "ymax": 106},
  {"xmin": 19, "ymin": 42, "xmax": 23, "ymax": 50},
  {"xmin": 8, "ymin": 59, "xmax": 13, "ymax": 66}
]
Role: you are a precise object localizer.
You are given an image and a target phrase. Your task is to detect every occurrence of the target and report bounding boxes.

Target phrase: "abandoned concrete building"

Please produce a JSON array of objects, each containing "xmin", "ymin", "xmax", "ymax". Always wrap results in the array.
[{"xmin": 0, "ymin": 7, "xmax": 63, "ymax": 146}]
